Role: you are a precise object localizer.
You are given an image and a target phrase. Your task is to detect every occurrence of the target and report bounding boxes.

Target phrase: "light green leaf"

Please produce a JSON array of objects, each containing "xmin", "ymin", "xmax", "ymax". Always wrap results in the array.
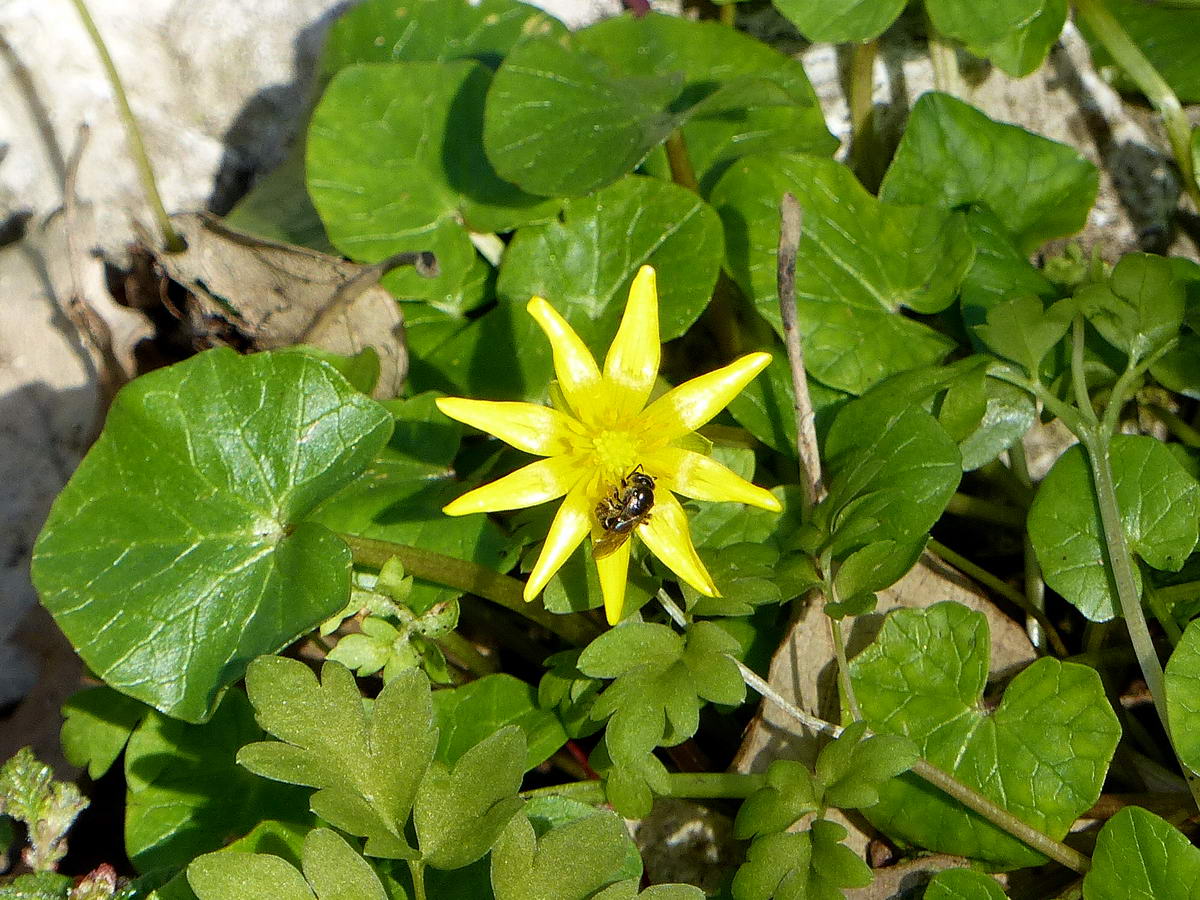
[
  {"xmin": 851, "ymin": 602, "xmax": 1120, "ymax": 868},
  {"xmin": 926, "ymin": 0, "xmax": 1044, "ymax": 47},
  {"xmin": 308, "ymin": 61, "xmax": 558, "ymax": 309},
  {"xmin": 880, "ymin": 93, "xmax": 1098, "ymax": 254},
  {"xmin": 969, "ymin": 0, "xmax": 1067, "ymax": 77},
  {"xmin": 814, "ymin": 721, "xmax": 919, "ymax": 811},
  {"xmin": 731, "ymin": 820, "xmax": 870, "ymax": 900},
  {"xmin": 32, "ymin": 349, "xmax": 392, "ymax": 722},
  {"xmin": 188, "ymin": 852, "xmax": 314, "ymax": 900},
  {"xmin": 959, "ymin": 206, "xmax": 1058, "ymax": 330},
  {"xmin": 1166, "ymin": 620, "xmax": 1200, "ymax": 776},
  {"xmin": 301, "ymin": 828, "xmax": 388, "ymax": 900},
  {"xmin": 924, "ymin": 868, "xmax": 1008, "ymax": 899},
  {"xmin": 319, "ymin": 0, "xmax": 565, "ymax": 76},
  {"xmin": 1079, "ymin": 0, "xmax": 1200, "ymax": 103},
  {"xmin": 1077, "ymin": 252, "xmax": 1185, "ymax": 363},
  {"xmin": 733, "ymin": 760, "xmax": 819, "ymax": 840},
  {"xmin": 1083, "ymin": 806, "xmax": 1200, "ymax": 898},
  {"xmin": 976, "ymin": 294, "xmax": 1074, "ymax": 376},
  {"xmin": 124, "ymin": 689, "xmax": 309, "ymax": 873},
  {"xmin": 1028, "ymin": 436, "xmax": 1200, "ymax": 621},
  {"xmin": 414, "ymin": 726, "xmax": 526, "ymax": 869},
  {"xmin": 712, "ymin": 152, "xmax": 971, "ymax": 395},
  {"xmin": 60, "ymin": 687, "xmax": 149, "ymax": 781},
  {"xmin": 239, "ymin": 659, "xmax": 436, "ymax": 859},
  {"xmin": 432, "ymin": 673, "xmax": 567, "ymax": 770},
  {"xmin": 771, "ymin": 0, "xmax": 907, "ymax": 42},
  {"xmin": 491, "ymin": 811, "xmax": 631, "ymax": 900}
]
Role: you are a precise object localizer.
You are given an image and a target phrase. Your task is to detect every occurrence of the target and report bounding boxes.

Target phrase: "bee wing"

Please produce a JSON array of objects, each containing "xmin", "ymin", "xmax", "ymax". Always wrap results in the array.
[{"xmin": 592, "ymin": 528, "xmax": 632, "ymax": 561}]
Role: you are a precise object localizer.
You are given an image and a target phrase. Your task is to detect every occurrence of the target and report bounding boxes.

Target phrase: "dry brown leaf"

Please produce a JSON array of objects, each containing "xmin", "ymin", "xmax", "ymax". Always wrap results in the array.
[{"xmin": 150, "ymin": 212, "xmax": 436, "ymax": 398}]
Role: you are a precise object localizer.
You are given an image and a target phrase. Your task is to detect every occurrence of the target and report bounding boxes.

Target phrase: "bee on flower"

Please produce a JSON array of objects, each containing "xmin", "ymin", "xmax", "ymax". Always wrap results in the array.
[{"xmin": 436, "ymin": 265, "xmax": 780, "ymax": 625}]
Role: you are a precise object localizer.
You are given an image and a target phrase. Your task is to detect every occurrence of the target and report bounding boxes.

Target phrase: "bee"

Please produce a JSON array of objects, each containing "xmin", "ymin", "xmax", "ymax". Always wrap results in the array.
[{"xmin": 593, "ymin": 464, "xmax": 656, "ymax": 560}]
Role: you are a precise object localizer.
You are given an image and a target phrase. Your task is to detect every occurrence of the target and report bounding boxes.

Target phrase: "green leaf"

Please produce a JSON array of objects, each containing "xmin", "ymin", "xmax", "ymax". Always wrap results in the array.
[
  {"xmin": 880, "ymin": 93, "xmax": 1098, "ymax": 254},
  {"xmin": 239, "ymin": 659, "xmax": 436, "ymax": 859},
  {"xmin": 0, "ymin": 748, "xmax": 88, "ymax": 873},
  {"xmin": 223, "ymin": 147, "xmax": 334, "ymax": 253},
  {"xmin": 771, "ymin": 0, "xmax": 906, "ymax": 42},
  {"xmin": 538, "ymin": 651, "xmax": 604, "ymax": 740},
  {"xmin": 976, "ymin": 294, "xmax": 1074, "ymax": 376},
  {"xmin": 813, "ymin": 721, "xmax": 919, "ymax": 811},
  {"xmin": 924, "ymin": 868, "xmax": 1008, "ymax": 900},
  {"xmin": 969, "ymin": 0, "xmax": 1067, "ymax": 77},
  {"xmin": 1083, "ymin": 806, "xmax": 1200, "ymax": 898},
  {"xmin": 1028, "ymin": 436, "xmax": 1200, "ymax": 621},
  {"xmin": 712, "ymin": 152, "xmax": 971, "ymax": 395},
  {"xmin": 733, "ymin": 760, "xmax": 819, "ymax": 840},
  {"xmin": 319, "ymin": 0, "xmax": 566, "ymax": 76},
  {"xmin": 851, "ymin": 602, "xmax": 1121, "ymax": 868},
  {"xmin": 301, "ymin": 828, "xmax": 389, "ymax": 900},
  {"xmin": 60, "ymin": 686, "xmax": 150, "ymax": 780},
  {"xmin": 1166, "ymin": 620, "xmax": 1200, "ymax": 776},
  {"xmin": 573, "ymin": 13, "xmax": 836, "ymax": 191},
  {"xmin": 1078, "ymin": 0, "xmax": 1200, "ymax": 103},
  {"xmin": 926, "ymin": 0, "xmax": 1044, "ymax": 46},
  {"xmin": 188, "ymin": 852, "xmax": 314, "ymax": 900},
  {"xmin": 731, "ymin": 820, "xmax": 871, "ymax": 900},
  {"xmin": 32, "ymin": 350, "xmax": 390, "ymax": 722},
  {"xmin": 0, "ymin": 872, "xmax": 72, "ymax": 899},
  {"xmin": 1077, "ymin": 252, "xmax": 1185, "ymax": 363},
  {"xmin": 491, "ymin": 811, "xmax": 632, "ymax": 900},
  {"xmin": 308, "ymin": 61, "xmax": 558, "ymax": 309},
  {"xmin": 432, "ymin": 673, "xmax": 567, "ymax": 770},
  {"xmin": 959, "ymin": 205, "xmax": 1058, "ymax": 330},
  {"xmin": 592, "ymin": 883, "xmax": 705, "ymax": 900},
  {"xmin": 414, "ymin": 725, "xmax": 526, "ymax": 869},
  {"xmin": 124, "ymin": 690, "xmax": 309, "ymax": 872}
]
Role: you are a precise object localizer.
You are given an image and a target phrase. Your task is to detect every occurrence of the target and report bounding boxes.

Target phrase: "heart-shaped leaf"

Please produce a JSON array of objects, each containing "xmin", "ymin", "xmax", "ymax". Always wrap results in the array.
[
  {"xmin": 1028, "ymin": 436, "xmax": 1200, "ymax": 621},
  {"xmin": 976, "ymin": 294, "xmax": 1074, "ymax": 376},
  {"xmin": 851, "ymin": 602, "xmax": 1120, "ymax": 868},
  {"xmin": 926, "ymin": 0, "xmax": 1044, "ymax": 47},
  {"xmin": 968, "ymin": 0, "xmax": 1067, "ymax": 77},
  {"xmin": 1166, "ymin": 620, "xmax": 1200, "ymax": 776},
  {"xmin": 1083, "ymin": 806, "xmax": 1200, "ymax": 899},
  {"xmin": 771, "ymin": 0, "xmax": 907, "ymax": 42},
  {"xmin": 880, "ymin": 93, "xmax": 1098, "ymax": 254},
  {"xmin": 31, "ymin": 349, "xmax": 392, "ymax": 722},
  {"xmin": 925, "ymin": 868, "xmax": 1008, "ymax": 900},
  {"xmin": 1077, "ymin": 252, "xmax": 1185, "ymax": 363},
  {"xmin": 712, "ymin": 152, "xmax": 972, "ymax": 395}
]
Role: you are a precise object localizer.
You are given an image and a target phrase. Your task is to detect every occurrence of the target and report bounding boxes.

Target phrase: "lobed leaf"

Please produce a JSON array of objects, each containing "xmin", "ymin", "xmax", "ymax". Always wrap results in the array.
[
  {"xmin": 31, "ymin": 349, "xmax": 392, "ymax": 722},
  {"xmin": 491, "ymin": 811, "xmax": 632, "ymax": 900},
  {"xmin": 432, "ymin": 673, "xmax": 567, "ymax": 770},
  {"xmin": 60, "ymin": 686, "xmax": 149, "ymax": 781}
]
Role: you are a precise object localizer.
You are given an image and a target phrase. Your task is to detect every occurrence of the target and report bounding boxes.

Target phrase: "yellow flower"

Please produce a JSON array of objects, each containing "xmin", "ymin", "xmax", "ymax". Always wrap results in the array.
[{"xmin": 436, "ymin": 265, "xmax": 781, "ymax": 625}]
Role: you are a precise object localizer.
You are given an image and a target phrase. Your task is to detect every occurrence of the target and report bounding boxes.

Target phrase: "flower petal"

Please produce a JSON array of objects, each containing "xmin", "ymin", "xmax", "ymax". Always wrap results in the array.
[
  {"xmin": 603, "ymin": 265, "xmax": 660, "ymax": 419},
  {"xmin": 527, "ymin": 296, "xmax": 601, "ymax": 418},
  {"xmin": 637, "ymin": 493, "xmax": 719, "ymax": 597},
  {"xmin": 648, "ymin": 447, "xmax": 782, "ymax": 511},
  {"xmin": 443, "ymin": 456, "xmax": 584, "ymax": 515},
  {"xmin": 436, "ymin": 397, "xmax": 578, "ymax": 456},
  {"xmin": 637, "ymin": 352, "xmax": 772, "ymax": 442},
  {"xmin": 523, "ymin": 480, "xmax": 592, "ymax": 601},
  {"xmin": 595, "ymin": 538, "xmax": 633, "ymax": 625}
]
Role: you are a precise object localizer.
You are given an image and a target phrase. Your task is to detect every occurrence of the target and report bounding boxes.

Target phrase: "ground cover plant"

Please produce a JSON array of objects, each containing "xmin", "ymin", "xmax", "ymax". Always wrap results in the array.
[{"xmin": 4, "ymin": 0, "xmax": 1200, "ymax": 897}]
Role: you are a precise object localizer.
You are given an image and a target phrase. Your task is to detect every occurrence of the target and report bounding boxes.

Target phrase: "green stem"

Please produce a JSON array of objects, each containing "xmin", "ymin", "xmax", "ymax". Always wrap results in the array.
[
  {"xmin": 925, "ymin": 17, "xmax": 962, "ymax": 96},
  {"xmin": 944, "ymin": 493, "xmax": 1026, "ymax": 528},
  {"xmin": 823, "ymin": 556, "xmax": 862, "ymax": 721},
  {"xmin": 407, "ymin": 860, "xmax": 426, "ymax": 900},
  {"xmin": 664, "ymin": 129, "xmax": 700, "ymax": 193},
  {"xmin": 718, "ymin": 2, "xmax": 736, "ymax": 27},
  {"xmin": 655, "ymin": 592, "xmax": 1090, "ymax": 872},
  {"xmin": 1009, "ymin": 441, "xmax": 1051, "ymax": 654},
  {"xmin": 848, "ymin": 40, "xmax": 878, "ymax": 184},
  {"xmin": 1143, "ymin": 578, "xmax": 1183, "ymax": 647},
  {"xmin": 927, "ymin": 538, "xmax": 1068, "ymax": 657},
  {"xmin": 339, "ymin": 534, "xmax": 601, "ymax": 646},
  {"xmin": 437, "ymin": 630, "xmax": 499, "ymax": 676},
  {"xmin": 1071, "ymin": 316, "xmax": 1100, "ymax": 427},
  {"xmin": 1072, "ymin": 0, "xmax": 1200, "ymax": 208},
  {"xmin": 68, "ymin": 0, "xmax": 184, "ymax": 252},
  {"xmin": 1157, "ymin": 580, "xmax": 1200, "ymax": 610}
]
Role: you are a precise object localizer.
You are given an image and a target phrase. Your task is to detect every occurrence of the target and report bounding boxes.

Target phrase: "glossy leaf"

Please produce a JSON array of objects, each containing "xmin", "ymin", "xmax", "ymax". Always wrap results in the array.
[
  {"xmin": 926, "ymin": 0, "xmax": 1044, "ymax": 47},
  {"xmin": 124, "ymin": 690, "xmax": 309, "ymax": 873},
  {"xmin": 1077, "ymin": 252, "xmax": 1185, "ymax": 363},
  {"xmin": 924, "ymin": 868, "xmax": 1008, "ymax": 900},
  {"xmin": 880, "ymin": 93, "xmax": 1098, "ymax": 254},
  {"xmin": 958, "ymin": 205, "xmax": 1058, "ymax": 331},
  {"xmin": 308, "ymin": 61, "xmax": 557, "ymax": 308},
  {"xmin": 432, "ymin": 674, "xmax": 567, "ymax": 770},
  {"xmin": 1084, "ymin": 806, "xmax": 1200, "ymax": 898},
  {"xmin": 319, "ymin": 0, "xmax": 565, "ymax": 76},
  {"xmin": 31, "ymin": 349, "xmax": 392, "ymax": 722},
  {"xmin": 1028, "ymin": 436, "xmax": 1200, "ymax": 621},
  {"xmin": 1166, "ymin": 620, "xmax": 1200, "ymax": 776},
  {"xmin": 238, "ymin": 659, "xmax": 436, "ymax": 859},
  {"xmin": 712, "ymin": 152, "xmax": 971, "ymax": 395},
  {"xmin": 771, "ymin": 0, "xmax": 906, "ymax": 42},
  {"xmin": 970, "ymin": 0, "xmax": 1067, "ymax": 77},
  {"xmin": 851, "ymin": 602, "xmax": 1120, "ymax": 868}
]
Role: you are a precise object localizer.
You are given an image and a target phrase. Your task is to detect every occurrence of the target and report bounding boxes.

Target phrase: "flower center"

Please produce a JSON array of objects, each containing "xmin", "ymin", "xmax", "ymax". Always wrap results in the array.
[{"xmin": 590, "ymin": 428, "xmax": 641, "ymax": 483}]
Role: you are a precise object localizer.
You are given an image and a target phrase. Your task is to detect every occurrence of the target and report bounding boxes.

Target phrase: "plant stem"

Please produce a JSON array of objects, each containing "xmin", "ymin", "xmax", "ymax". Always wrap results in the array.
[
  {"xmin": 664, "ymin": 129, "xmax": 700, "ymax": 192},
  {"xmin": 1143, "ymin": 581, "xmax": 1183, "ymax": 647},
  {"xmin": 1144, "ymin": 402, "xmax": 1200, "ymax": 447},
  {"xmin": 848, "ymin": 40, "xmax": 880, "ymax": 187},
  {"xmin": 68, "ymin": 0, "xmax": 184, "ymax": 252},
  {"xmin": 925, "ymin": 18, "xmax": 962, "ymax": 96},
  {"xmin": 1072, "ymin": 0, "xmax": 1200, "ymax": 208},
  {"xmin": 927, "ymin": 538, "xmax": 1068, "ymax": 657},
  {"xmin": 822, "ymin": 555, "xmax": 862, "ymax": 720},
  {"xmin": 338, "ymin": 533, "xmax": 601, "ymax": 646},
  {"xmin": 1009, "ymin": 441, "xmax": 1051, "ymax": 653},
  {"xmin": 407, "ymin": 860, "xmax": 426, "ymax": 900},
  {"xmin": 944, "ymin": 493, "xmax": 1026, "ymax": 528},
  {"xmin": 655, "ymin": 592, "xmax": 1092, "ymax": 872},
  {"xmin": 437, "ymin": 630, "xmax": 499, "ymax": 675}
]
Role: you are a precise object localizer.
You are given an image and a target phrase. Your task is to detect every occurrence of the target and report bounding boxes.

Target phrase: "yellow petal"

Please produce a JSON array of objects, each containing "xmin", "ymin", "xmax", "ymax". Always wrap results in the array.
[
  {"xmin": 637, "ymin": 352, "xmax": 772, "ymax": 442},
  {"xmin": 637, "ymin": 493, "xmax": 719, "ymax": 597},
  {"xmin": 527, "ymin": 297, "xmax": 601, "ymax": 419},
  {"xmin": 523, "ymin": 481, "xmax": 592, "ymax": 601},
  {"xmin": 648, "ymin": 447, "xmax": 782, "ymax": 511},
  {"xmin": 443, "ymin": 456, "xmax": 584, "ymax": 515},
  {"xmin": 435, "ymin": 397, "xmax": 578, "ymax": 456},
  {"xmin": 595, "ymin": 538, "xmax": 633, "ymax": 625},
  {"xmin": 603, "ymin": 265, "xmax": 660, "ymax": 419}
]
